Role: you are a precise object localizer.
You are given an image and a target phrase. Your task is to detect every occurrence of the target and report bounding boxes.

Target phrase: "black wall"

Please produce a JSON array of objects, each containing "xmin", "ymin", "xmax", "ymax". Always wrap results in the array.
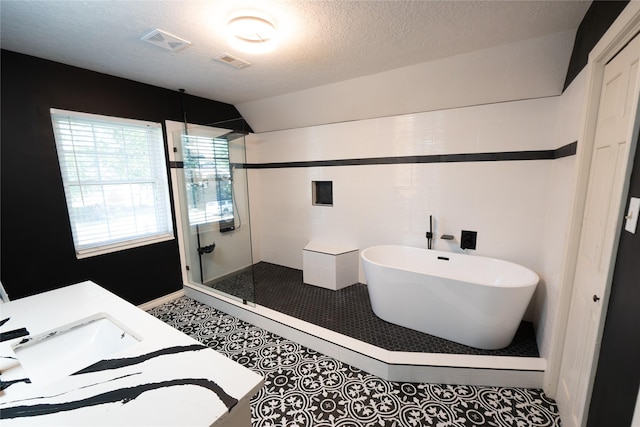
[
  {"xmin": 563, "ymin": 0, "xmax": 629, "ymax": 90},
  {"xmin": 0, "ymin": 50, "xmax": 249, "ymax": 305}
]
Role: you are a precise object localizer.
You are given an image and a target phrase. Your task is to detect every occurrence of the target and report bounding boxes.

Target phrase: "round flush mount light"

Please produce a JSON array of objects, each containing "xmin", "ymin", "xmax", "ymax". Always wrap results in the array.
[
  {"xmin": 227, "ymin": 13, "xmax": 277, "ymax": 54},
  {"xmin": 229, "ymin": 16, "xmax": 276, "ymax": 42}
]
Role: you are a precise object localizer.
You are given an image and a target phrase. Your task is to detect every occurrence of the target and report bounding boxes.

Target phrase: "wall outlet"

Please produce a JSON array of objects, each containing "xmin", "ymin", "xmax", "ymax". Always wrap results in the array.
[
  {"xmin": 461, "ymin": 230, "xmax": 477, "ymax": 250},
  {"xmin": 624, "ymin": 197, "xmax": 639, "ymax": 234}
]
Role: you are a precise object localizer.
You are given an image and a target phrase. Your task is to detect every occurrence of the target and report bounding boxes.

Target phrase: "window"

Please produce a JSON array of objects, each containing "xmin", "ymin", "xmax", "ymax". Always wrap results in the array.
[
  {"xmin": 181, "ymin": 133, "xmax": 234, "ymax": 227},
  {"xmin": 51, "ymin": 109, "xmax": 174, "ymax": 258}
]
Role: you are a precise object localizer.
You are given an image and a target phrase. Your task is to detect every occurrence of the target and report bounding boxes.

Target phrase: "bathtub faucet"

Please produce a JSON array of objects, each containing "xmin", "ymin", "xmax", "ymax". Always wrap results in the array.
[{"xmin": 426, "ymin": 215, "xmax": 433, "ymax": 249}]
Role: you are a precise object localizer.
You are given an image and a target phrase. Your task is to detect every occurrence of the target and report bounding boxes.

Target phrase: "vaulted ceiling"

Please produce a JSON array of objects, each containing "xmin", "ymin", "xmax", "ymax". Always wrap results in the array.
[{"xmin": 1, "ymin": 1, "xmax": 591, "ymax": 131}]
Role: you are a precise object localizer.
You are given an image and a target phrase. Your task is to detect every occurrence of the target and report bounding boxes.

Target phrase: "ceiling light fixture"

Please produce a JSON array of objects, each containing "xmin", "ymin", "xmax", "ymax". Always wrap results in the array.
[
  {"xmin": 227, "ymin": 13, "xmax": 277, "ymax": 54},
  {"xmin": 229, "ymin": 16, "xmax": 275, "ymax": 42}
]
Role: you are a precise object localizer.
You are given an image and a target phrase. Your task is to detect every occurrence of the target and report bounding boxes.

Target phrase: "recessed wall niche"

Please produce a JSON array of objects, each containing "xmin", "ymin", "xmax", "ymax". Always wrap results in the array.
[{"xmin": 312, "ymin": 181, "xmax": 333, "ymax": 206}]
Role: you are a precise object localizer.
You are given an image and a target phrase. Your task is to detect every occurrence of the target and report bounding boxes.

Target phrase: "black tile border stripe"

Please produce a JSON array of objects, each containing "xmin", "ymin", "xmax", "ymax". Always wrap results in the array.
[
  {"xmin": 553, "ymin": 141, "xmax": 578, "ymax": 159},
  {"xmin": 235, "ymin": 141, "xmax": 577, "ymax": 170}
]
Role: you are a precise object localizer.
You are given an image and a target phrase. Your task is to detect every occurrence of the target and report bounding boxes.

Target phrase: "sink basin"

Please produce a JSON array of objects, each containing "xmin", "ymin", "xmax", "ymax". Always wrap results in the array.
[{"xmin": 13, "ymin": 313, "xmax": 141, "ymax": 384}]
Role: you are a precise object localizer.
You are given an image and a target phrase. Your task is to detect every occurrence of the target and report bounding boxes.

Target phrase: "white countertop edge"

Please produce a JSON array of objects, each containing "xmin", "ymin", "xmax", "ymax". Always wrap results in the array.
[{"xmin": 0, "ymin": 281, "xmax": 263, "ymax": 426}]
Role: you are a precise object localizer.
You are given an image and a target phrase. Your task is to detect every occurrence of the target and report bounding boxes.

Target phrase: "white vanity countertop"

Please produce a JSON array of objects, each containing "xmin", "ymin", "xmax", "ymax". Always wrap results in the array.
[{"xmin": 0, "ymin": 281, "xmax": 263, "ymax": 426}]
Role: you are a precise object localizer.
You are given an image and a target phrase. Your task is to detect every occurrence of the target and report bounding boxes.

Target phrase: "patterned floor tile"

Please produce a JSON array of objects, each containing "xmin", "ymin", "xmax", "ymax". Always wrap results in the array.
[{"xmin": 147, "ymin": 297, "xmax": 560, "ymax": 427}]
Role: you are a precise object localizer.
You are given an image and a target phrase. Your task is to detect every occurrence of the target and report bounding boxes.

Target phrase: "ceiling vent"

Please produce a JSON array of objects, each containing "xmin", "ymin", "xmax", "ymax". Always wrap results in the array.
[
  {"xmin": 214, "ymin": 53, "xmax": 251, "ymax": 69},
  {"xmin": 141, "ymin": 29, "xmax": 191, "ymax": 52}
]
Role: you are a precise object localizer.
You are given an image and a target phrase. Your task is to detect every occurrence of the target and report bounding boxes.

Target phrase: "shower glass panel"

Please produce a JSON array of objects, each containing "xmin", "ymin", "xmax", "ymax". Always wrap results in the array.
[{"xmin": 170, "ymin": 121, "xmax": 254, "ymax": 304}]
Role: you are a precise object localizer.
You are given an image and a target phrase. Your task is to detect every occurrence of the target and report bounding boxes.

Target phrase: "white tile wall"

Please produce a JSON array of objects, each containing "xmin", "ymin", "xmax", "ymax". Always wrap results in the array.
[
  {"xmin": 247, "ymin": 97, "xmax": 560, "ymax": 164},
  {"xmin": 246, "ymin": 90, "xmax": 584, "ymax": 354},
  {"xmin": 535, "ymin": 70, "xmax": 586, "ymax": 360}
]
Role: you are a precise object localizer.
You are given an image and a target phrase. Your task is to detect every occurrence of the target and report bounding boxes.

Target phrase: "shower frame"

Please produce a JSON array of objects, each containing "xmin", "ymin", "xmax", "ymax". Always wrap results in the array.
[{"xmin": 165, "ymin": 119, "xmax": 255, "ymax": 305}]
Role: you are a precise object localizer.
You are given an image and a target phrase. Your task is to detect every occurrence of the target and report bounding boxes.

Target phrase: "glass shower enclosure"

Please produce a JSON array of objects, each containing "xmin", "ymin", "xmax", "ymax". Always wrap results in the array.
[{"xmin": 167, "ymin": 120, "xmax": 254, "ymax": 303}]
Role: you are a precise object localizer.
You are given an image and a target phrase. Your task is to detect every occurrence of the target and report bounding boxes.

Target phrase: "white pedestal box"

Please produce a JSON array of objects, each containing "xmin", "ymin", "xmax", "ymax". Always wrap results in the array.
[{"xmin": 303, "ymin": 242, "xmax": 359, "ymax": 290}]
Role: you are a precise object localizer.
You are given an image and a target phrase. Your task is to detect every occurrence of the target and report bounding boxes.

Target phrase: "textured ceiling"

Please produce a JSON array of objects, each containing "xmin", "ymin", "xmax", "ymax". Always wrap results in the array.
[{"xmin": 0, "ymin": 1, "xmax": 591, "ymax": 106}]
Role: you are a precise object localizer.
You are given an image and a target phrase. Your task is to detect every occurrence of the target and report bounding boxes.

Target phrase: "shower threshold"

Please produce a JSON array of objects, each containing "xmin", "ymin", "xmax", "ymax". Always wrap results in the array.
[{"xmin": 186, "ymin": 262, "xmax": 545, "ymax": 388}]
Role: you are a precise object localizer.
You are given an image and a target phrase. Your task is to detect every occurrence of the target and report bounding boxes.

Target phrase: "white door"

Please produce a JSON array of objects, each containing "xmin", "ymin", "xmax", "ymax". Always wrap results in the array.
[{"xmin": 558, "ymin": 34, "xmax": 640, "ymax": 427}]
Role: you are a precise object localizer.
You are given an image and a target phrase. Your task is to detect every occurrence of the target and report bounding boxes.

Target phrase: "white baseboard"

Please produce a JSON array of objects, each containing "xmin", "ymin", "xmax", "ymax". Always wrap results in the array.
[{"xmin": 138, "ymin": 289, "xmax": 185, "ymax": 311}]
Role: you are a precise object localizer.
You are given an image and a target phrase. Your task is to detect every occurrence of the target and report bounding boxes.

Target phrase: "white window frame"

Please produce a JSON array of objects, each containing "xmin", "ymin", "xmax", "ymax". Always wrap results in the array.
[{"xmin": 50, "ymin": 108, "xmax": 174, "ymax": 259}]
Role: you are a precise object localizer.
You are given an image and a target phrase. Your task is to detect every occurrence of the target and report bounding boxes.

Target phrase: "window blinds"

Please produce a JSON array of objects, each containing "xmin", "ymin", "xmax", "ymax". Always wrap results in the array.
[
  {"xmin": 181, "ymin": 134, "xmax": 233, "ymax": 226},
  {"xmin": 182, "ymin": 134, "xmax": 231, "ymax": 179},
  {"xmin": 50, "ymin": 109, "xmax": 174, "ymax": 258}
]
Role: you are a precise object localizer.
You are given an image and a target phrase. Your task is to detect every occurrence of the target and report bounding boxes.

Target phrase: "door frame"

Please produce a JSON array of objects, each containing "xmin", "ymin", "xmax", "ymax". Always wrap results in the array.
[{"xmin": 546, "ymin": 2, "xmax": 640, "ymax": 398}]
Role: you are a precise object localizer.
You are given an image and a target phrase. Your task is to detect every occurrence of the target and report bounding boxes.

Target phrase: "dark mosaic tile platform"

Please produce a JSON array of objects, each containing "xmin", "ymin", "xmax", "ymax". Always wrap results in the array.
[
  {"xmin": 207, "ymin": 262, "xmax": 539, "ymax": 357},
  {"xmin": 205, "ymin": 269, "xmax": 255, "ymax": 302}
]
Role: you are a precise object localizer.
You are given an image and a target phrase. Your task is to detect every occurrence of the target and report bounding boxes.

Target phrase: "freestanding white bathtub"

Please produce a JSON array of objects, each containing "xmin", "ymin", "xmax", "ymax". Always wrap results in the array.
[{"xmin": 361, "ymin": 245, "xmax": 539, "ymax": 350}]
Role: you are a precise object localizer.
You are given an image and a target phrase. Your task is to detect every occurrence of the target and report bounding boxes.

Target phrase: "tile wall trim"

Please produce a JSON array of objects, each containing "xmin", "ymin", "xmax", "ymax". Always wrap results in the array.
[
  {"xmin": 237, "ymin": 141, "xmax": 577, "ymax": 169},
  {"xmin": 552, "ymin": 141, "xmax": 578, "ymax": 159}
]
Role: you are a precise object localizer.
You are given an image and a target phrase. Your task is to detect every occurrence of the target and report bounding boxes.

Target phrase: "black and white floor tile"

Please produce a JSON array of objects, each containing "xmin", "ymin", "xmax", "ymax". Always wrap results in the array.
[{"xmin": 148, "ymin": 297, "xmax": 560, "ymax": 426}]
